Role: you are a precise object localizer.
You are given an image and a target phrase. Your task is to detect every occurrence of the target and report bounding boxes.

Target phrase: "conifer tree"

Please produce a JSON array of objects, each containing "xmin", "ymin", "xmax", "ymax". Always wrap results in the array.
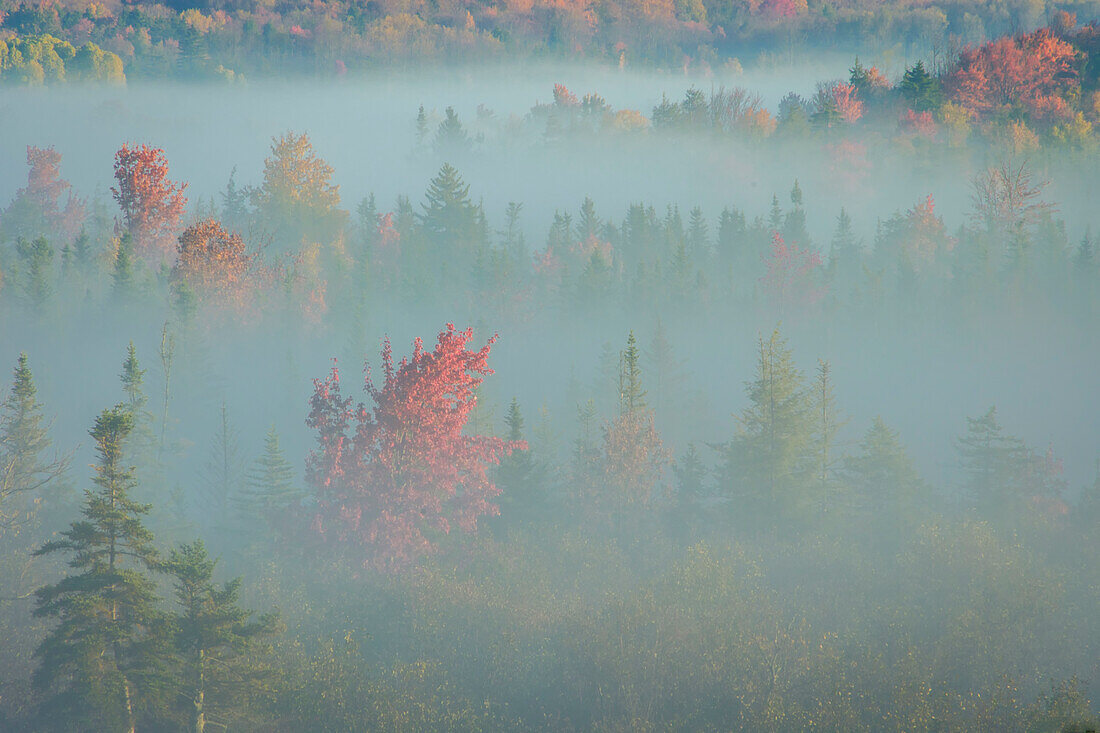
[
  {"xmin": 842, "ymin": 416, "xmax": 923, "ymax": 536},
  {"xmin": 0, "ymin": 353, "xmax": 68, "ymax": 534},
  {"xmin": 112, "ymin": 233, "xmax": 137, "ymax": 301},
  {"xmin": 495, "ymin": 398, "xmax": 540, "ymax": 525},
  {"xmin": 811, "ymin": 360, "xmax": 847, "ymax": 515},
  {"xmin": 420, "ymin": 163, "xmax": 477, "ymax": 249},
  {"xmin": 33, "ymin": 406, "xmax": 165, "ymax": 733},
  {"xmin": 415, "ymin": 104, "xmax": 429, "ymax": 147},
  {"xmin": 618, "ymin": 331, "xmax": 646, "ymax": 415},
  {"xmin": 956, "ymin": 406, "xmax": 1028, "ymax": 520},
  {"xmin": 164, "ymin": 540, "xmax": 279, "ymax": 733},
  {"xmin": 200, "ymin": 402, "xmax": 245, "ymax": 522},
  {"xmin": 720, "ymin": 329, "xmax": 812, "ymax": 522},
  {"xmin": 232, "ymin": 425, "xmax": 301, "ymax": 523},
  {"xmin": 15, "ymin": 235, "xmax": 53, "ymax": 309}
]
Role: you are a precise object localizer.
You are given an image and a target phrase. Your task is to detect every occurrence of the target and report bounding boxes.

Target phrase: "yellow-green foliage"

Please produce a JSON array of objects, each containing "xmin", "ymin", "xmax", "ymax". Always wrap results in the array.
[{"xmin": 0, "ymin": 34, "xmax": 124, "ymax": 85}]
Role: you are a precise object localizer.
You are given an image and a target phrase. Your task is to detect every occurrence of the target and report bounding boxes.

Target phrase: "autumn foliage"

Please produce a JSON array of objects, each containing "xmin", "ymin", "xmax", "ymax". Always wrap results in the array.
[
  {"xmin": 306, "ymin": 324, "xmax": 524, "ymax": 571},
  {"xmin": 948, "ymin": 28, "xmax": 1079, "ymax": 121},
  {"xmin": 760, "ymin": 232, "xmax": 825, "ymax": 311},
  {"xmin": 0, "ymin": 146, "xmax": 85, "ymax": 242},
  {"xmin": 173, "ymin": 219, "xmax": 258, "ymax": 312},
  {"xmin": 111, "ymin": 143, "xmax": 188, "ymax": 263}
]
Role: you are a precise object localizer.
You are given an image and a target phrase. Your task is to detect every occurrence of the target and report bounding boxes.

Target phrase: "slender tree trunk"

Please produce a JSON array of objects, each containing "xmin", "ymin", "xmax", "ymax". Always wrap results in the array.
[{"xmin": 192, "ymin": 648, "xmax": 205, "ymax": 733}]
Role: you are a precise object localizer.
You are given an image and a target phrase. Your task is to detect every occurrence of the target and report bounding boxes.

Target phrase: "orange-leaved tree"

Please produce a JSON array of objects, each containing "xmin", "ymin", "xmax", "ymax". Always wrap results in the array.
[
  {"xmin": 306, "ymin": 324, "xmax": 525, "ymax": 571},
  {"xmin": 172, "ymin": 218, "xmax": 259, "ymax": 314},
  {"xmin": 111, "ymin": 143, "xmax": 188, "ymax": 264}
]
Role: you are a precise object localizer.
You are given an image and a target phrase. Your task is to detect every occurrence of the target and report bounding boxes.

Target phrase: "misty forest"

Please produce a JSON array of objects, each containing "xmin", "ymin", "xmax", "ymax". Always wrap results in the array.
[{"xmin": 2, "ymin": 0, "xmax": 1100, "ymax": 729}]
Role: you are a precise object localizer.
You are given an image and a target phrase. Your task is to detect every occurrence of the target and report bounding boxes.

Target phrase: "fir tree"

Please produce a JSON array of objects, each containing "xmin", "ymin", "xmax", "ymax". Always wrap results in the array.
[
  {"xmin": 415, "ymin": 104, "xmax": 429, "ymax": 147},
  {"xmin": 33, "ymin": 406, "xmax": 165, "ymax": 733},
  {"xmin": 16, "ymin": 235, "xmax": 53, "ymax": 309},
  {"xmin": 433, "ymin": 107, "xmax": 468, "ymax": 154},
  {"xmin": 811, "ymin": 360, "xmax": 848, "ymax": 516},
  {"xmin": 420, "ymin": 163, "xmax": 478, "ymax": 249},
  {"xmin": 842, "ymin": 416, "xmax": 923, "ymax": 538},
  {"xmin": 495, "ymin": 398, "xmax": 540, "ymax": 525}
]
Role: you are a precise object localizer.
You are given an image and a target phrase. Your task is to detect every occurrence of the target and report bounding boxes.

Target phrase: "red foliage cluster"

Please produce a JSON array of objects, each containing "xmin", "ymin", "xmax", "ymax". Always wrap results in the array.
[
  {"xmin": 948, "ymin": 28, "xmax": 1079, "ymax": 120},
  {"xmin": 831, "ymin": 82, "xmax": 863, "ymax": 123},
  {"xmin": 899, "ymin": 109, "xmax": 936, "ymax": 138},
  {"xmin": 111, "ymin": 143, "xmax": 189, "ymax": 263},
  {"xmin": 760, "ymin": 232, "xmax": 825, "ymax": 311},
  {"xmin": 306, "ymin": 324, "xmax": 525, "ymax": 571}
]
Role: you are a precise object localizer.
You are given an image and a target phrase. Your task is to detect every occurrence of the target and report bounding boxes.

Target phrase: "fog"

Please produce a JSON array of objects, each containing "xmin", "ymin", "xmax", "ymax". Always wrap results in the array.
[{"xmin": 1, "ymin": 54, "xmax": 1099, "ymax": 732}]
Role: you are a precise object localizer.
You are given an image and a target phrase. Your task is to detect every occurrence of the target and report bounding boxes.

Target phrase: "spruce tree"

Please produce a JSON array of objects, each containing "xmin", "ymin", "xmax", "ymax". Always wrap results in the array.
[
  {"xmin": 232, "ymin": 425, "xmax": 301, "ymax": 522},
  {"xmin": 420, "ymin": 163, "xmax": 477, "ymax": 248},
  {"xmin": 0, "ymin": 353, "xmax": 68, "ymax": 534},
  {"xmin": 112, "ymin": 233, "xmax": 136, "ymax": 301},
  {"xmin": 16, "ymin": 235, "xmax": 54, "ymax": 309},
  {"xmin": 33, "ymin": 406, "xmax": 165, "ymax": 733},
  {"xmin": 164, "ymin": 540, "xmax": 279, "ymax": 733},
  {"xmin": 618, "ymin": 331, "xmax": 647, "ymax": 415},
  {"xmin": 495, "ymin": 398, "xmax": 540, "ymax": 526}
]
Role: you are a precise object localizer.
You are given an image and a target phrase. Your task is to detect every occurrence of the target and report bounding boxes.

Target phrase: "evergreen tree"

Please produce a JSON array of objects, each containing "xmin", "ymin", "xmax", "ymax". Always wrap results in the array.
[
  {"xmin": 576, "ymin": 197, "xmax": 601, "ymax": 242},
  {"xmin": 0, "ymin": 353, "xmax": 68, "ymax": 534},
  {"xmin": 199, "ymin": 403, "xmax": 245, "ymax": 522},
  {"xmin": 811, "ymin": 360, "xmax": 847, "ymax": 515},
  {"xmin": 433, "ymin": 107, "xmax": 468, "ymax": 155},
  {"xmin": 164, "ymin": 540, "xmax": 279, "ymax": 733},
  {"xmin": 720, "ymin": 329, "xmax": 812, "ymax": 522},
  {"xmin": 495, "ymin": 398, "xmax": 540, "ymax": 525},
  {"xmin": 618, "ymin": 331, "xmax": 647, "ymax": 415},
  {"xmin": 16, "ymin": 235, "xmax": 54, "ymax": 309},
  {"xmin": 232, "ymin": 425, "xmax": 301, "ymax": 523},
  {"xmin": 33, "ymin": 406, "xmax": 165, "ymax": 733},
  {"xmin": 672, "ymin": 442, "xmax": 707, "ymax": 531},
  {"xmin": 899, "ymin": 61, "xmax": 943, "ymax": 111},
  {"xmin": 112, "ymin": 233, "xmax": 136, "ymax": 301},
  {"xmin": 842, "ymin": 416, "xmax": 923, "ymax": 536},
  {"xmin": 956, "ymin": 406, "xmax": 1028, "ymax": 520},
  {"xmin": 687, "ymin": 206, "xmax": 709, "ymax": 259},
  {"xmin": 415, "ymin": 104, "xmax": 429, "ymax": 147},
  {"xmin": 420, "ymin": 163, "xmax": 478, "ymax": 249}
]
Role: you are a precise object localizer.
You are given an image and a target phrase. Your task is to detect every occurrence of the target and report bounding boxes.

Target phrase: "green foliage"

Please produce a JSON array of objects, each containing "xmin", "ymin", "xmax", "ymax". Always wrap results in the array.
[{"xmin": 32, "ymin": 406, "xmax": 165, "ymax": 732}]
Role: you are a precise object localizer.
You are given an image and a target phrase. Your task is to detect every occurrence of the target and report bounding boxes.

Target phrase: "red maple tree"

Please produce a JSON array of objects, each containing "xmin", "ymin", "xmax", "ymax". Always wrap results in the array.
[
  {"xmin": 306, "ymin": 324, "xmax": 525, "ymax": 571},
  {"xmin": 111, "ymin": 143, "xmax": 188, "ymax": 263}
]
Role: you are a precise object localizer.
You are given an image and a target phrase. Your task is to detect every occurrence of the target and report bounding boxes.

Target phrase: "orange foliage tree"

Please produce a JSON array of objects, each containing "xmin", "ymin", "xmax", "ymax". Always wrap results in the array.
[
  {"xmin": 172, "ymin": 219, "xmax": 258, "ymax": 312},
  {"xmin": 111, "ymin": 143, "xmax": 188, "ymax": 263},
  {"xmin": 1, "ymin": 146, "xmax": 85, "ymax": 243},
  {"xmin": 306, "ymin": 324, "xmax": 524, "ymax": 571},
  {"xmin": 948, "ymin": 29, "xmax": 1079, "ymax": 120}
]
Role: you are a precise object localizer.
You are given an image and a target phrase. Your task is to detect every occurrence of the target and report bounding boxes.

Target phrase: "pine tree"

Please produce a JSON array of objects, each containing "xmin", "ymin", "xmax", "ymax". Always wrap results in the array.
[
  {"xmin": 33, "ymin": 406, "xmax": 165, "ymax": 733},
  {"xmin": 1, "ymin": 353, "xmax": 68, "ymax": 534},
  {"xmin": 232, "ymin": 426, "xmax": 301, "ymax": 524},
  {"xmin": 164, "ymin": 540, "xmax": 279, "ymax": 733}
]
